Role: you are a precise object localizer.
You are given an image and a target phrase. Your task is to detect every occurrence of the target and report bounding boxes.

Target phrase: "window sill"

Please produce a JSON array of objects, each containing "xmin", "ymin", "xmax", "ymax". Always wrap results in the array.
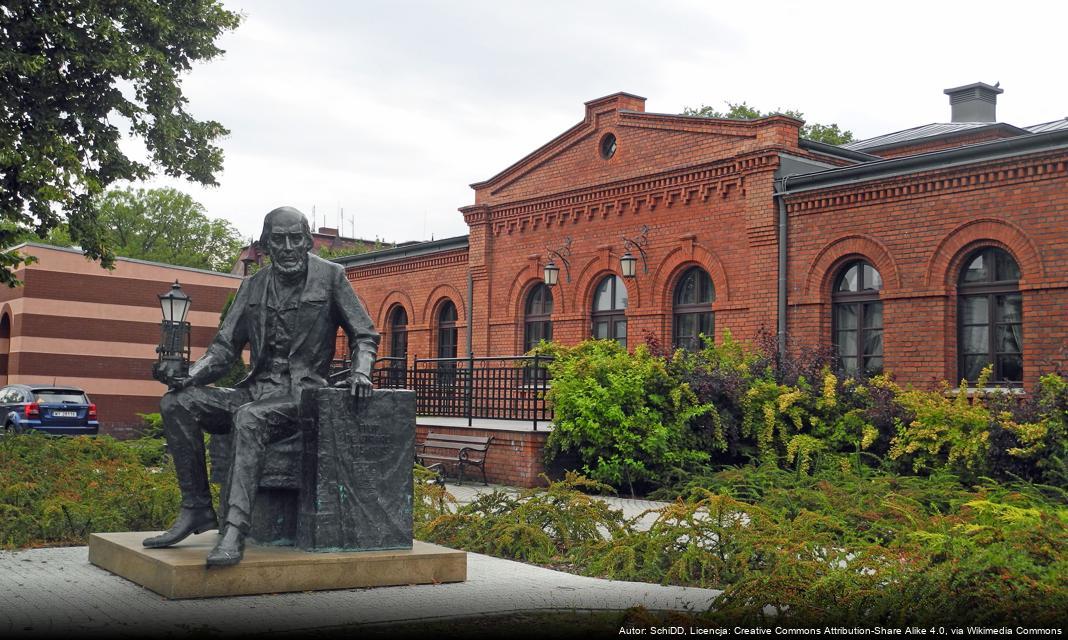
[{"xmin": 945, "ymin": 386, "xmax": 1025, "ymax": 398}]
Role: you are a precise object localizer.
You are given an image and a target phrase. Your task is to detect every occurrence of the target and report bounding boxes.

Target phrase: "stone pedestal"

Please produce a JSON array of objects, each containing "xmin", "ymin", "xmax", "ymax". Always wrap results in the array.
[{"xmin": 88, "ymin": 532, "xmax": 466, "ymax": 599}]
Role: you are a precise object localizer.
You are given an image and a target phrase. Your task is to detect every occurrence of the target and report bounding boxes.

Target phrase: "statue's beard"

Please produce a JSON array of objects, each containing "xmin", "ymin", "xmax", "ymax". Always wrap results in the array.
[{"xmin": 270, "ymin": 251, "xmax": 308, "ymax": 278}]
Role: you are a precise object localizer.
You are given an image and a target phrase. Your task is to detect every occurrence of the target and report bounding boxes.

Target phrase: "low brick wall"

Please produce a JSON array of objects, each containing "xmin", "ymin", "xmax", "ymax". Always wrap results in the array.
[{"xmin": 415, "ymin": 423, "xmax": 551, "ymax": 488}]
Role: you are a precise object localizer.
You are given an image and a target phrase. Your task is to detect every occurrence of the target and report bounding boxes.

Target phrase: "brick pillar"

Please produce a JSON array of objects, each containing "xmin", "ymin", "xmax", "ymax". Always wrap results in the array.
[{"xmin": 462, "ymin": 205, "xmax": 492, "ymax": 356}]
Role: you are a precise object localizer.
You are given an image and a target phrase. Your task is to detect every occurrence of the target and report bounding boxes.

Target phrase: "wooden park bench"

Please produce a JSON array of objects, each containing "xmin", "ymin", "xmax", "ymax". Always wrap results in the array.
[{"xmin": 416, "ymin": 432, "xmax": 494, "ymax": 485}]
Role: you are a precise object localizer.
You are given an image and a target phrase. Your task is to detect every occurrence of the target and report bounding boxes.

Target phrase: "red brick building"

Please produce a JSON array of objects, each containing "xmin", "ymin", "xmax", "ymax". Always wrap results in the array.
[{"xmin": 339, "ymin": 84, "xmax": 1068, "ymax": 485}]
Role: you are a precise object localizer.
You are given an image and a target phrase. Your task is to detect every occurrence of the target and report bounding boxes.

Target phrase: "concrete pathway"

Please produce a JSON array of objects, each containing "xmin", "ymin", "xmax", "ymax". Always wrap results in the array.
[
  {"xmin": 1, "ymin": 485, "xmax": 712, "ymax": 638},
  {"xmin": 444, "ymin": 481, "xmax": 671, "ymax": 530}
]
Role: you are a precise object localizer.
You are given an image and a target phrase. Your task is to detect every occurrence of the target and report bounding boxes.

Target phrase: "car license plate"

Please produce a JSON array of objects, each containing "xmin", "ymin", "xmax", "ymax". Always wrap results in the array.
[{"xmin": 52, "ymin": 411, "xmax": 77, "ymax": 418}]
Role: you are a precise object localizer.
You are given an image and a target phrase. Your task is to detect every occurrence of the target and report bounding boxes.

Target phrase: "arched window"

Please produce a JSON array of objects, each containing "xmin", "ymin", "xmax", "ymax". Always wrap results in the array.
[
  {"xmin": 832, "ymin": 260, "xmax": 883, "ymax": 376},
  {"xmin": 958, "ymin": 247, "xmax": 1022, "ymax": 385},
  {"xmin": 436, "ymin": 300, "xmax": 458, "ymax": 359},
  {"xmin": 524, "ymin": 283, "xmax": 553, "ymax": 352},
  {"xmin": 673, "ymin": 267, "xmax": 715, "ymax": 351},
  {"xmin": 591, "ymin": 275, "xmax": 627, "ymax": 346},
  {"xmin": 388, "ymin": 306, "xmax": 408, "ymax": 359},
  {"xmin": 383, "ymin": 306, "xmax": 408, "ymax": 387}
]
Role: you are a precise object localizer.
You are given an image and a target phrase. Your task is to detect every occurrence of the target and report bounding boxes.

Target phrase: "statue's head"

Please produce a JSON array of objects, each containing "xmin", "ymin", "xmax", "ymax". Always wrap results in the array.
[{"xmin": 260, "ymin": 206, "xmax": 314, "ymax": 278}]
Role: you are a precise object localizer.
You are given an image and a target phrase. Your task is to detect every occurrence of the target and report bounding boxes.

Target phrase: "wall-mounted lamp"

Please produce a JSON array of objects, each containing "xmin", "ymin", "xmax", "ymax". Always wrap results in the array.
[
  {"xmin": 544, "ymin": 237, "xmax": 572, "ymax": 286},
  {"xmin": 620, "ymin": 225, "xmax": 649, "ymax": 277}
]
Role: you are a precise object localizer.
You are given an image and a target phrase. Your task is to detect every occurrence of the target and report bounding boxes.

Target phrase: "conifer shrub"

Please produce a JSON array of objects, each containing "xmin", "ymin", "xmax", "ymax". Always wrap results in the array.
[
  {"xmin": 418, "ymin": 473, "xmax": 627, "ymax": 564},
  {"xmin": 0, "ymin": 433, "xmax": 180, "ymax": 548}
]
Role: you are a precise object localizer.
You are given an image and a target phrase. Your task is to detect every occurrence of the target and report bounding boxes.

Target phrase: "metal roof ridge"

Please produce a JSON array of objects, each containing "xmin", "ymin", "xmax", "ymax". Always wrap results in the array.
[{"xmin": 779, "ymin": 128, "xmax": 1068, "ymax": 193}]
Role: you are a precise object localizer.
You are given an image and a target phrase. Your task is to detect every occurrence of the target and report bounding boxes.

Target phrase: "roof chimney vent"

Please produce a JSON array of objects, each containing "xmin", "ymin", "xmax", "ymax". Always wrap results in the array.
[{"xmin": 943, "ymin": 82, "xmax": 1002, "ymax": 123}]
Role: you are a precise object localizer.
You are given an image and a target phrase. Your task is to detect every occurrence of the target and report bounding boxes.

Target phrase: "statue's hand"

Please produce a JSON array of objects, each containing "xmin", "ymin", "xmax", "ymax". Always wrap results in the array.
[
  {"xmin": 349, "ymin": 371, "xmax": 373, "ymax": 399},
  {"xmin": 154, "ymin": 361, "xmax": 194, "ymax": 390},
  {"xmin": 168, "ymin": 376, "xmax": 196, "ymax": 392}
]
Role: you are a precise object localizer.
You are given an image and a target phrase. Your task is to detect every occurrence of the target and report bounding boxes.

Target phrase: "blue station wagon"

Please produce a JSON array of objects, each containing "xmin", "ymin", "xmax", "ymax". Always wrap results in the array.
[{"xmin": 0, "ymin": 385, "xmax": 99, "ymax": 435}]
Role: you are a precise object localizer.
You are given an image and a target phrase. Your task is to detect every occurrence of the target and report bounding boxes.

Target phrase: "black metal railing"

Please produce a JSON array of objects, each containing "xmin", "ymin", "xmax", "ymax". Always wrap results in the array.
[{"xmin": 327, "ymin": 354, "xmax": 552, "ymax": 429}]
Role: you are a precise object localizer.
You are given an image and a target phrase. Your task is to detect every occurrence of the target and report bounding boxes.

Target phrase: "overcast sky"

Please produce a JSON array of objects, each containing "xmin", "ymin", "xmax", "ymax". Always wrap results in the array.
[{"xmin": 134, "ymin": 0, "xmax": 1068, "ymax": 245}]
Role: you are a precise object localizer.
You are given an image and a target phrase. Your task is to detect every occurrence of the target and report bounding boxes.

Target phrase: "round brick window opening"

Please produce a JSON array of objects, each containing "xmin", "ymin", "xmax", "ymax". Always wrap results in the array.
[{"xmin": 599, "ymin": 133, "xmax": 617, "ymax": 160}]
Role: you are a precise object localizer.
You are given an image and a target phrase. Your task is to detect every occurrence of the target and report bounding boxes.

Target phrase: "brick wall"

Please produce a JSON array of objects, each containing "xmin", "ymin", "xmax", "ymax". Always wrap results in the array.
[
  {"xmin": 346, "ymin": 249, "xmax": 471, "ymax": 365},
  {"xmin": 787, "ymin": 151, "xmax": 1068, "ymax": 388}
]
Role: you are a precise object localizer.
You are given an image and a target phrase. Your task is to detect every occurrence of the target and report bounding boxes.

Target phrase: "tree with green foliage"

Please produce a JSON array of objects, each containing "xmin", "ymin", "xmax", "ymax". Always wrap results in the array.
[
  {"xmin": 682, "ymin": 101, "xmax": 854, "ymax": 145},
  {"xmin": 89, "ymin": 187, "xmax": 243, "ymax": 272},
  {"xmin": 0, "ymin": 0, "xmax": 242, "ymax": 286}
]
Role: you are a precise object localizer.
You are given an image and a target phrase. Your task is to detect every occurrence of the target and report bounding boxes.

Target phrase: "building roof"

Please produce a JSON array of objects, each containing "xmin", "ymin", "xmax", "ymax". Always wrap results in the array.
[
  {"xmin": 780, "ymin": 128, "xmax": 1068, "ymax": 194},
  {"xmin": 331, "ymin": 234, "xmax": 469, "ymax": 268},
  {"xmin": 1027, "ymin": 118, "xmax": 1068, "ymax": 134},
  {"xmin": 13, "ymin": 242, "xmax": 244, "ymax": 279},
  {"xmin": 840, "ymin": 122, "xmax": 1028, "ymax": 152}
]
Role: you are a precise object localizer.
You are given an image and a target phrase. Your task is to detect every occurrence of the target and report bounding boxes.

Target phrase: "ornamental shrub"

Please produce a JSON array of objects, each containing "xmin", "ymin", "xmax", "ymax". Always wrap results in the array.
[
  {"xmin": 544, "ymin": 340, "xmax": 713, "ymax": 496},
  {"xmin": 739, "ymin": 371, "xmax": 881, "ymax": 474},
  {"xmin": 886, "ymin": 373, "xmax": 994, "ymax": 478},
  {"xmin": 985, "ymin": 373, "xmax": 1068, "ymax": 486},
  {"xmin": 419, "ymin": 473, "xmax": 627, "ymax": 564},
  {"xmin": 667, "ymin": 331, "xmax": 757, "ymax": 459}
]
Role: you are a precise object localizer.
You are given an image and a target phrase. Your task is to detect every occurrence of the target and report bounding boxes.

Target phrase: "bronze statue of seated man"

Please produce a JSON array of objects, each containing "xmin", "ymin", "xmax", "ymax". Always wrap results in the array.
[{"xmin": 145, "ymin": 206, "xmax": 379, "ymax": 566}]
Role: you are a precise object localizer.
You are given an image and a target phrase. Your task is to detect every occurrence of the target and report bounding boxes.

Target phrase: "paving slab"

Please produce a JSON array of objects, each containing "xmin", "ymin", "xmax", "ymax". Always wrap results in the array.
[
  {"xmin": 1, "ymin": 544, "xmax": 720, "ymax": 638},
  {"xmin": 445, "ymin": 481, "xmax": 670, "ymax": 529}
]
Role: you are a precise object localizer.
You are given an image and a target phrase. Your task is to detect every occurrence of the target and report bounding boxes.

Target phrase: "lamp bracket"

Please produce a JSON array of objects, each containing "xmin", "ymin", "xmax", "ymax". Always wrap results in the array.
[
  {"xmin": 545, "ymin": 236, "xmax": 573, "ymax": 283},
  {"xmin": 621, "ymin": 225, "xmax": 650, "ymax": 274}
]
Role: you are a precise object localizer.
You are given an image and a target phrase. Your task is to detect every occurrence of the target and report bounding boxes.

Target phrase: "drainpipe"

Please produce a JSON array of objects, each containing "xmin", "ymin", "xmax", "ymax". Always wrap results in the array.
[
  {"xmin": 775, "ymin": 174, "xmax": 791, "ymax": 359},
  {"xmin": 466, "ymin": 269, "xmax": 474, "ymax": 357}
]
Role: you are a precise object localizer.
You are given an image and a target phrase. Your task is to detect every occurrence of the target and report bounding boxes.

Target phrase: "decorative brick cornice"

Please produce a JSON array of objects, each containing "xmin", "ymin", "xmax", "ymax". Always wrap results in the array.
[
  {"xmin": 347, "ymin": 250, "xmax": 467, "ymax": 280},
  {"xmin": 481, "ymin": 153, "xmax": 780, "ymax": 237},
  {"xmin": 460, "ymin": 204, "xmax": 490, "ymax": 225},
  {"xmin": 786, "ymin": 153, "xmax": 1068, "ymax": 216}
]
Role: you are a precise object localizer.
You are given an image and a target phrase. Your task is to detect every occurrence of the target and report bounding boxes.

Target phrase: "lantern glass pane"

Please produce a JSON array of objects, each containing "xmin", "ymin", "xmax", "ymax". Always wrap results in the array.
[
  {"xmin": 160, "ymin": 296, "xmax": 175, "ymax": 322},
  {"xmin": 173, "ymin": 297, "xmax": 191, "ymax": 323},
  {"xmin": 544, "ymin": 263, "xmax": 559, "ymax": 286}
]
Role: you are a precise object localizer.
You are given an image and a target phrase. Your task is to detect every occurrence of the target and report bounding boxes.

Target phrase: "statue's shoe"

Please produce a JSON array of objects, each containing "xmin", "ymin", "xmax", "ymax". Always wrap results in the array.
[
  {"xmin": 142, "ymin": 507, "xmax": 218, "ymax": 548},
  {"xmin": 206, "ymin": 525, "xmax": 246, "ymax": 567}
]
